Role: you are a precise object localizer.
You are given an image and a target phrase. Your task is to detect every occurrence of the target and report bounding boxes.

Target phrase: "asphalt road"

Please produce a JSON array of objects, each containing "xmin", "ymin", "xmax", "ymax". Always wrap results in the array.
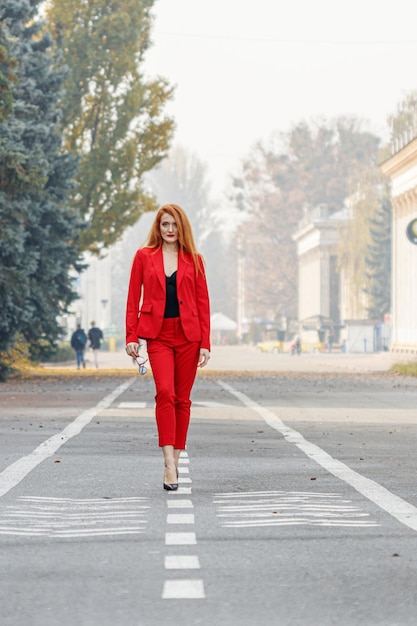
[{"xmin": 1, "ymin": 357, "xmax": 417, "ymax": 625}]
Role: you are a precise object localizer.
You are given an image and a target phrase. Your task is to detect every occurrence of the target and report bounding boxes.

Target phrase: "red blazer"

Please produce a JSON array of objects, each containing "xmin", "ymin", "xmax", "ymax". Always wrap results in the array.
[{"xmin": 126, "ymin": 246, "xmax": 211, "ymax": 350}]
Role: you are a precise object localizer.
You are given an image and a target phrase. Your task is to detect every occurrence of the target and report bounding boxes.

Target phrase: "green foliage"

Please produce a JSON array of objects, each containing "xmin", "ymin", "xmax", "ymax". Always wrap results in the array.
[
  {"xmin": 365, "ymin": 189, "xmax": 391, "ymax": 319},
  {"xmin": 338, "ymin": 170, "xmax": 390, "ymax": 320},
  {"xmin": 47, "ymin": 0, "xmax": 175, "ymax": 254},
  {"xmin": 0, "ymin": 0, "xmax": 84, "ymax": 376},
  {"xmin": 44, "ymin": 342, "xmax": 73, "ymax": 363}
]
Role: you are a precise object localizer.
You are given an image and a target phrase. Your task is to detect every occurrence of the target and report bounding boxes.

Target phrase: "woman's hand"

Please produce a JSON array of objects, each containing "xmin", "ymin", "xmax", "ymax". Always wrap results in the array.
[
  {"xmin": 198, "ymin": 348, "xmax": 210, "ymax": 368},
  {"xmin": 126, "ymin": 342, "xmax": 139, "ymax": 358}
]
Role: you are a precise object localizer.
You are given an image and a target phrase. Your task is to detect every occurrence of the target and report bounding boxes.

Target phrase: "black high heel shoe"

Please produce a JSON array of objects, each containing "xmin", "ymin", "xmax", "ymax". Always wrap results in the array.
[{"xmin": 163, "ymin": 482, "xmax": 178, "ymax": 491}]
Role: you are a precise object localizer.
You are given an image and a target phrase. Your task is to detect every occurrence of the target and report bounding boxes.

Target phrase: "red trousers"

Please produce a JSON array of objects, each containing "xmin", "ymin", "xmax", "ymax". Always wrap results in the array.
[{"xmin": 146, "ymin": 318, "xmax": 200, "ymax": 449}]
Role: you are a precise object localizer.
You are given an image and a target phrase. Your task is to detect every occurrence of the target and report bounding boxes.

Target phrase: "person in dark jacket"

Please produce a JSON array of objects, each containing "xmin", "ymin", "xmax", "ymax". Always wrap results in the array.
[
  {"xmin": 70, "ymin": 324, "xmax": 88, "ymax": 369},
  {"xmin": 88, "ymin": 321, "xmax": 104, "ymax": 368}
]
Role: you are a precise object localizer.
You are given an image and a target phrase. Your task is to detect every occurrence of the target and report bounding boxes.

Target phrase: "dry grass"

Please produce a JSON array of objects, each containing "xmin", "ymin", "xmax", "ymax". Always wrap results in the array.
[{"xmin": 389, "ymin": 362, "xmax": 417, "ymax": 377}]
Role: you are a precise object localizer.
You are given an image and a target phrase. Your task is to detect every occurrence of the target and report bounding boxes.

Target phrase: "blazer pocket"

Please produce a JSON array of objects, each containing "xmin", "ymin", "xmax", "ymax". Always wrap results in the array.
[{"xmin": 140, "ymin": 303, "xmax": 153, "ymax": 313}]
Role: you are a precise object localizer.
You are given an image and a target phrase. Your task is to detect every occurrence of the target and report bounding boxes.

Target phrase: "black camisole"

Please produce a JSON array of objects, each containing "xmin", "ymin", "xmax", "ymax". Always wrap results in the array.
[{"xmin": 164, "ymin": 271, "xmax": 180, "ymax": 318}]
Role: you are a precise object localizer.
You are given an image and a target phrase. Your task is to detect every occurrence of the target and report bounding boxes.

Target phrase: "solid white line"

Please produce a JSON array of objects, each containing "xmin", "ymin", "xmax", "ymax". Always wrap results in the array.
[
  {"xmin": 0, "ymin": 379, "xmax": 135, "ymax": 498},
  {"xmin": 167, "ymin": 514, "xmax": 195, "ymax": 524},
  {"xmin": 167, "ymin": 499, "xmax": 193, "ymax": 509},
  {"xmin": 178, "ymin": 477, "xmax": 192, "ymax": 484},
  {"xmin": 178, "ymin": 467, "xmax": 189, "ymax": 474},
  {"xmin": 218, "ymin": 380, "xmax": 417, "ymax": 533},
  {"xmin": 165, "ymin": 532, "xmax": 197, "ymax": 545},
  {"xmin": 162, "ymin": 579, "xmax": 205, "ymax": 599},
  {"xmin": 164, "ymin": 555, "xmax": 201, "ymax": 569}
]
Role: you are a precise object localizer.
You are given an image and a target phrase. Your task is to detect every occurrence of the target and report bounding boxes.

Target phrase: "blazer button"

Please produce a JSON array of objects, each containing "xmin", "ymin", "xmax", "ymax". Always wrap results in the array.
[{"xmin": 179, "ymin": 301, "xmax": 183, "ymax": 305}]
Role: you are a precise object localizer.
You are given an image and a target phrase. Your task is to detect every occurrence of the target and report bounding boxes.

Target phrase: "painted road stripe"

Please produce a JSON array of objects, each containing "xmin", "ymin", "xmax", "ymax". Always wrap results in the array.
[
  {"xmin": 165, "ymin": 532, "xmax": 197, "ymax": 545},
  {"xmin": 0, "ymin": 379, "xmax": 134, "ymax": 498},
  {"xmin": 165, "ymin": 555, "xmax": 201, "ymax": 569},
  {"xmin": 219, "ymin": 380, "xmax": 417, "ymax": 533},
  {"xmin": 171, "ymin": 487, "xmax": 192, "ymax": 495},
  {"xmin": 167, "ymin": 514, "xmax": 195, "ymax": 524},
  {"xmin": 167, "ymin": 499, "xmax": 193, "ymax": 509},
  {"xmin": 162, "ymin": 579, "xmax": 205, "ymax": 599},
  {"xmin": 178, "ymin": 477, "xmax": 192, "ymax": 484},
  {"xmin": 0, "ymin": 496, "xmax": 149, "ymax": 537},
  {"xmin": 178, "ymin": 467, "xmax": 189, "ymax": 474},
  {"xmin": 118, "ymin": 401, "xmax": 146, "ymax": 408}
]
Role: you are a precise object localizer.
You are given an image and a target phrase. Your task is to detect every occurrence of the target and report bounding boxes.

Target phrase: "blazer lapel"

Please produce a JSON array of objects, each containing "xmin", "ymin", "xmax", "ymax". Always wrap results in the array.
[
  {"xmin": 176, "ymin": 251, "xmax": 189, "ymax": 286},
  {"xmin": 152, "ymin": 247, "xmax": 166, "ymax": 290}
]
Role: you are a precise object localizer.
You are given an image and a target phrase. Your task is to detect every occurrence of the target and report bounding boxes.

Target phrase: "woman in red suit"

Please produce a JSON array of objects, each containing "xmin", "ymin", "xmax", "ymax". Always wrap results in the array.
[{"xmin": 125, "ymin": 204, "xmax": 210, "ymax": 491}]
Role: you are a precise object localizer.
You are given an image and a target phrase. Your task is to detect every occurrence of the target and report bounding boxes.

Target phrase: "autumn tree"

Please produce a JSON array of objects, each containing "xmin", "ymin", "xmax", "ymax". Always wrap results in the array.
[
  {"xmin": 230, "ymin": 117, "xmax": 380, "ymax": 322},
  {"xmin": 47, "ymin": 0, "xmax": 174, "ymax": 253},
  {"xmin": 0, "ymin": 20, "xmax": 15, "ymax": 121}
]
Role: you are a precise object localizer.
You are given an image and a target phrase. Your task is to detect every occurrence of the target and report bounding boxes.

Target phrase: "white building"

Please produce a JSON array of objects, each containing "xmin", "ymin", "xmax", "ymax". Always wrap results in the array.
[
  {"xmin": 380, "ymin": 137, "xmax": 417, "ymax": 353},
  {"xmin": 292, "ymin": 204, "xmax": 349, "ymax": 324}
]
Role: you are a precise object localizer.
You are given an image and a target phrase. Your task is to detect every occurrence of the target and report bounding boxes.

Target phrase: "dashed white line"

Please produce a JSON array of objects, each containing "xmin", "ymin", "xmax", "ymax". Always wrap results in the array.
[
  {"xmin": 167, "ymin": 499, "xmax": 193, "ymax": 509},
  {"xmin": 167, "ymin": 514, "xmax": 195, "ymax": 524},
  {"xmin": 118, "ymin": 401, "xmax": 146, "ymax": 408},
  {"xmin": 162, "ymin": 579, "xmax": 205, "ymax": 599},
  {"xmin": 165, "ymin": 532, "xmax": 197, "ymax": 545},
  {"xmin": 164, "ymin": 555, "xmax": 201, "ymax": 569}
]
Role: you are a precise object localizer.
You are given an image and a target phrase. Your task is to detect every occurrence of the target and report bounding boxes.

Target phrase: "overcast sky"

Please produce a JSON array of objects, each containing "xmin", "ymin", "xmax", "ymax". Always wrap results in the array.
[{"xmin": 144, "ymin": 0, "xmax": 417, "ymax": 196}]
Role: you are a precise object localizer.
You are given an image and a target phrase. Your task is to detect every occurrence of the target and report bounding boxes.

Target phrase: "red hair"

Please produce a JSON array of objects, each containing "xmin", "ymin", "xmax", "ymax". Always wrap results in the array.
[{"xmin": 145, "ymin": 204, "xmax": 203, "ymax": 273}]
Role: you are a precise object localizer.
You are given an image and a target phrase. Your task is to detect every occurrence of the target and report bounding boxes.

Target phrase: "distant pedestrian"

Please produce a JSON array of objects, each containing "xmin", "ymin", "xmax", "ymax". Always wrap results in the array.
[
  {"xmin": 70, "ymin": 324, "xmax": 87, "ymax": 369},
  {"xmin": 327, "ymin": 332, "xmax": 334, "ymax": 353},
  {"xmin": 291, "ymin": 334, "xmax": 301, "ymax": 356},
  {"xmin": 88, "ymin": 321, "xmax": 104, "ymax": 368}
]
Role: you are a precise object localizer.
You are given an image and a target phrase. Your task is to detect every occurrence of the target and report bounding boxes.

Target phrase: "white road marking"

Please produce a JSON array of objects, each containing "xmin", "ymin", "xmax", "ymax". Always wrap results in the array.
[
  {"xmin": 214, "ymin": 491, "xmax": 377, "ymax": 528},
  {"xmin": 167, "ymin": 500, "xmax": 193, "ymax": 509},
  {"xmin": 162, "ymin": 579, "xmax": 205, "ymax": 599},
  {"xmin": 178, "ymin": 477, "xmax": 192, "ymax": 484},
  {"xmin": 219, "ymin": 380, "xmax": 417, "ymax": 533},
  {"xmin": 164, "ymin": 555, "xmax": 200, "ymax": 569},
  {"xmin": 118, "ymin": 401, "xmax": 146, "ymax": 408},
  {"xmin": 171, "ymin": 487, "xmax": 192, "ymax": 495},
  {"xmin": 167, "ymin": 514, "xmax": 195, "ymax": 524},
  {"xmin": 0, "ymin": 496, "xmax": 149, "ymax": 537},
  {"xmin": 0, "ymin": 379, "xmax": 134, "ymax": 498},
  {"xmin": 179, "ymin": 458, "xmax": 189, "ymax": 464},
  {"xmin": 165, "ymin": 532, "xmax": 197, "ymax": 545},
  {"xmin": 178, "ymin": 467, "xmax": 189, "ymax": 474},
  {"xmin": 115, "ymin": 400, "xmax": 229, "ymax": 409}
]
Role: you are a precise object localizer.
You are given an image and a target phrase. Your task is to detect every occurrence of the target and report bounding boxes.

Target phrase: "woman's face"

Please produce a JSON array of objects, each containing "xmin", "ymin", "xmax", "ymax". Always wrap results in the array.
[{"xmin": 160, "ymin": 212, "xmax": 178, "ymax": 245}]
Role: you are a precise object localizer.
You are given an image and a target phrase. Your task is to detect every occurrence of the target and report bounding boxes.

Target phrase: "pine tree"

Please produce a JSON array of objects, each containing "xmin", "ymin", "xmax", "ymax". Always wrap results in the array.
[
  {"xmin": 0, "ymin": 0, "xmax": 83, "ymax": 378},
  {"xmin": 365, "ymin": 191, "xmax": 391, "ymax": 319},
  {"xmin": 47, "ymin": 0, "xmax": 175, "ymax": 254}
]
